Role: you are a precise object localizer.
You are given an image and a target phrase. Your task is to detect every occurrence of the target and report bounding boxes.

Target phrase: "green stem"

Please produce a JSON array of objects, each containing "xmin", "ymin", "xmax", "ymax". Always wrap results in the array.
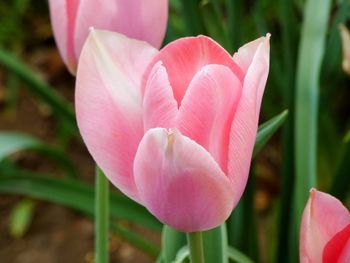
[
  {"xmin": 187, "ymin": 232, "xmax": 205, "ymax": 263},
  {"xmin": 95, "ymin": 167, "xmax": 109, "ymax": 263},
  {"xmin": 293, "ymin": 0, "xmax": 331, "ymax": 260}
]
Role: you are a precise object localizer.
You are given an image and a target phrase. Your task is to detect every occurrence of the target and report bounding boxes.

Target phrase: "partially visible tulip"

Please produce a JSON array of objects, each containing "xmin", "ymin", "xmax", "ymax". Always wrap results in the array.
[
  {"xmin": 339, "ymin": 24, "xmax": 350, "ymax": 76},
  {"xmin": 48, "ymin": 0, "xmax": 168, "ymax": 74},
  {"xmin": 300, "ymin": 189, "xmax": 350, "ymax": 263},
  {"xmin": 75, "ymin": 29, "xmax": 270, "ymax": 232}
]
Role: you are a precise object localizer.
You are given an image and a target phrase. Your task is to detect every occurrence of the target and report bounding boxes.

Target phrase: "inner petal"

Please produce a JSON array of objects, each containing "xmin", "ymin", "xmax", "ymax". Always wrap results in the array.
[
  {"xmin": 143, "ymin": 61, "xmax": 178, "ymax": 131},
  {"xmin": 142, "ymin": 36, "xmax": 244, "ymax": 105},
  {"xmin": 176, "ymin": 64, "xmax": 242, "ymax": 173}
]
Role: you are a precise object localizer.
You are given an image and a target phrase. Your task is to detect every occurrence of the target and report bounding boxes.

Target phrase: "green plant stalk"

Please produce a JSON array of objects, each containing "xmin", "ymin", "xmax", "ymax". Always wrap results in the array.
[
  {"xmin": 330, "ymin": 143, "xmax": 350, "ymax": 201},
  {"xmin": 277, "ymin": 0, "xmax": 297, "ymax": 261},
  {"xmin": 203, "ymin": 224, "xmax": 228, "ymax": 263},
  {"xmin": 226, "ymin": 0, "xmax": 241, "ymax": 51},
  {"xmin": 95, "ymin": 167, "xmax": 109, "ymax": 263},
  {"xmin": 187, "ymin": 232, "xmax": 204, "ymax": 263},
  {"xmin": 179, "ymin": 0, "xmax": 206, "ymax": 35},
  {"xmin": 293, "ymin": 0, "xmax": 331, "ymax": 256},
  {"xmin": 227, "ymin": 246, "xmax": 254, "ymax": 263}
]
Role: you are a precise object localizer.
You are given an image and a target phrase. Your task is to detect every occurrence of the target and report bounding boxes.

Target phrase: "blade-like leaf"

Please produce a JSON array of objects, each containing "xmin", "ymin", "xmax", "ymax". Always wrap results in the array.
[
  {"xmin": 203, "ymin": 224, "xmax": 228, "ymax": 263},
  {"xmin": 253, "ymin": 110, "xmax": 288, "ymax": 157},
  {"xmin": 227, "ymin": 246, "xmax": 254, "ymax": 263},
  {"xmin": 293, "ymin": 0, "xmax": 331, "ymax": 261},
  {"xmin": 0, "ymin": 48, "xmax": 77, "ymax": 130},
  {"xmin": 110, "ymin": 222, "xmax": 160, "ymax": 258},
  {"xmin": 0, "ymin": 131, "xmax": 77, "ymax": 178},
  {"xmin": 161, "ymin": 225, "xmax": 187, "ymax": 263},
  {"xmin": 0, "ymin": 171, "xmax": 161, "ymax": 231}
]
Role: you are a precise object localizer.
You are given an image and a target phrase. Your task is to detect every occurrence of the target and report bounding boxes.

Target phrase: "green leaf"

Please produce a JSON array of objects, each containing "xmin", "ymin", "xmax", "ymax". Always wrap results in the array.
[
  {"xmin": 9, "ymin": 199, "xmax": 35, "ymax": 238},
  {"xmin": 0, "ymin": 171, "xmax": 162, "ymax": 231},
  {"xmin": 293, "ymin": 0, "xmax": 332, "ymax": 258},
  {"xmin": 0, "ymin": 131, "xmax": 78, "ymax": 178},
  {"xmin": 110, "ymin": 222, "xmax": 160, "ymax": 258},
  {"xmin": 344, "ymin": 129, "xmax": 350, "ymax": 143},
  {"xmin": 253, "ymin": 110, "xmax": 289, "ymax": 157},
  {"xmin": 227, "ymin": 246, "xmax": 254, "ymax": 263},
  {"xmin": 330, "ymin": 140, "xmax": 350, "ymax": 201},
  {"xmin": 0, "ymin": 48, "xmax": 77, "ymax": 131},
  {"xmin": 203, "ymin": 224, "xmax": 228, "ymax": 263},
  {"xmin": 161, "ymin": 225, "xmax": 187, "ymax": 263},
  {"xmin": 95, "ymin": 167, "xmax": 109, "ymax": 263},
  {"xmin": 173, "ymin": 246, "xmax": 190, "ymax": 263}
]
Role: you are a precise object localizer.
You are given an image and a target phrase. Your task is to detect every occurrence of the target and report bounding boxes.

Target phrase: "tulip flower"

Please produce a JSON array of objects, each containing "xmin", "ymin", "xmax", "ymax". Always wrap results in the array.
[
  {"xmin": 75, "ymin": 29, "xmax": 270, "ymax": 232},
  {"xmin": 48, "ymin": 0, "xmax": 168, "ymax": 74},
  {"xmin": 300, "ymin": 189, "xmax": 350, "ymax": 263}
]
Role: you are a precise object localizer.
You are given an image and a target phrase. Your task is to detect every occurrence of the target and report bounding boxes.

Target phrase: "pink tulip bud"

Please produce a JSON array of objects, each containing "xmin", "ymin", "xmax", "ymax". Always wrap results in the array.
[
  {"xmin": 300, "ymin": 189, "xmax": 350, "ymax": 263},
  {"xmin": 48, "ymin": 0, "xmax": 168, "ymax": 74},
  {"xmin": 75, "ymin": 29, "xmax": 270, "ymax": 232}
]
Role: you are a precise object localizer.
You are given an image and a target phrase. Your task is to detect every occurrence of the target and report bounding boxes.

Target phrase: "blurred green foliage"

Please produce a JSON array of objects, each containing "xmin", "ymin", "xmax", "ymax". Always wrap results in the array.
[{"xmin": 0, "ymin": 0, "xmax": 349, "ymax": 262}]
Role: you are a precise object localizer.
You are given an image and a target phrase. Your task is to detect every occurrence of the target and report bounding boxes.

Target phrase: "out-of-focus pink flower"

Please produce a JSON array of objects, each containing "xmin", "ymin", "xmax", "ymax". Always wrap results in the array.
[
  {"xmin": 48, "ymin": 0, "xmax": 168, "ymax": 74},
  {"xmin": 300, "ymin": 189, "xmax": 350, "ymax": 263},
  {"xmin": 75, "ymin": 29, "xmax": 270, "ymax": 232}
]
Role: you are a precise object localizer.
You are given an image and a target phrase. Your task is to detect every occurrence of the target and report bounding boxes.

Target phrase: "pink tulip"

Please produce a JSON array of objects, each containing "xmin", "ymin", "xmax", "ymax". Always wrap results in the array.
[
  {"xmin": 75, "ymin": 29, "xmax": 270, "ymax": 232},
  {"xmin": 300, "ymin": 189, "xmax": 350, "ymax": 263},
  {"xmin": 48, "ymin": 0, "xmax": 168, "ymax": 74}
]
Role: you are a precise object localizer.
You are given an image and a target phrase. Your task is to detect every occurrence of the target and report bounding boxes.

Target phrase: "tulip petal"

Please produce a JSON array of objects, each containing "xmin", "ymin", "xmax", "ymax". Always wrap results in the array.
[
  {"xmin": 227, "ymin": 35, "xmax": 270, "ymax": 207},
  {"xmin": 176, "ymin": 64, "xmax": 241, "ymax": 173},
  {"xmin": 143, "ymin": 61, "xmax": 178, "ymax": 131},
  {"xmin": 75, "ymin": 30, "xmax": 158, "ymax": 202},
  {"xmin": 48, "ymin": 0, "xmax": 79, "ymax": 73},
  {"xmin": 143, "ymin": 36, "xmax": 244, "ymax": 104},
  {"xmin": 133, "ymin": 128, "xmax": 234, "ymax": 232},
  {"xmin": 323, "ymin": 223, "xmax": 350, "ymax": 263},
  {"xmin": 74, "ymin": 0, "xmax": 168, "ymax": 59},
  {"xmin": 300, "ymin": 189, "xmax": 350, "ymax": 263}
]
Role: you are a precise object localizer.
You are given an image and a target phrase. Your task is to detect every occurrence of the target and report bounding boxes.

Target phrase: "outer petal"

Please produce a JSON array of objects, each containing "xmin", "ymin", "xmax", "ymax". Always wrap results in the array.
[
  {"xmin": 75, "ymin": 30, "xmax": 158, "ymax": 202},
  {"xmin": 227, "ymin": 35, "xmax": 270, "ymax": 207},
  {"xmin": 323, "ymin": 223, "xmax": 350, "ymax": 263},
  {"xmin": 143, "ymin": 61, "xmax": 178, "ymax": 131},
  {"xmin": 300, "ymin": 189, "xmax": 350, "ymax": 263},
  {"xmin": 133, "ymin": 128, "xmax": 234, "ymax": 232},
  {"xmin": 176, "ymin": 64, "xmax": 242, "ymax": 173},
  {"xmin": 48, "ymin": 0, "xmax": 79, "ymax": 73},
  {"xmin": 74, "ymin": 0, "xmax": 168, "ymax": 60},
  {"xmin": 142, "ymin": 36, "xmax": 244, "ymax": 104}
]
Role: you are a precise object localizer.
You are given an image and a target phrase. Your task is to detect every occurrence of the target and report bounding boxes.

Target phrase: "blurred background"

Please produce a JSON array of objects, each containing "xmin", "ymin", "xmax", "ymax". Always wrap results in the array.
[{"xmin": 0, "ymin": 0, "xmax": 349, "ymax": 262}]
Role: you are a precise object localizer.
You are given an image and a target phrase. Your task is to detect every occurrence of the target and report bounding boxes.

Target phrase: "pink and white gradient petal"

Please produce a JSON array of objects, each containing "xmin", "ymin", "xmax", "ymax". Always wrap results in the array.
[
  {"xmin": 48, "ymin": 0, "xmax": 79, "ymax": 73},
  {"xmin": 75, "ymin": 30, "xmax": 158, "ymax": 202},
  {"xmin": 133, "ymin": 128, "xmax": 234, "ymax": 232},
  {"xmin": 300, "ymin": 189, "xmax": 350, "ymax": 263},
  {"xmin": 227, "ymin": 35, "xmax": 270, "ymax": 208},
  {"xmin": 74, "ymin": 0, "xmax": 168, "ymax": 59}
]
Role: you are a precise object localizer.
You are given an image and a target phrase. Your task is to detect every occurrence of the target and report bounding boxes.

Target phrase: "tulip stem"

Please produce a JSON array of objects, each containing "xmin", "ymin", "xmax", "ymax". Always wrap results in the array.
[
  {"xmin": 95, "ymin": 166, "xmax": 109, "ymax": 263},
  {"xmin": 187, "ymin": 232, "xmax": 205, "ymax": 263}
]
